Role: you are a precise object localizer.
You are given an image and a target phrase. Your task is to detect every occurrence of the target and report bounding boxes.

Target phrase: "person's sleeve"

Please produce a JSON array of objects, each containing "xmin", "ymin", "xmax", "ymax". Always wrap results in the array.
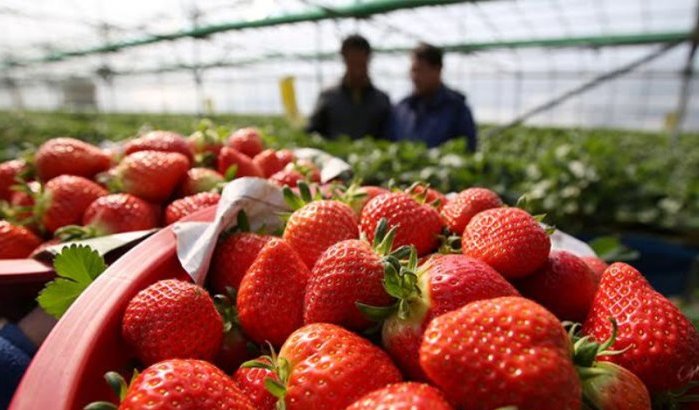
[
  {"xmin": 455, "ymin": 101, "xmax": 478, "ymax": 152},
  {"xmin": 305, "ymin": 92, "xmax": 328, "ymax": 136},
  {"xmin": 0, "ymin": 324, "xmax": 37, "ymax": 409}
]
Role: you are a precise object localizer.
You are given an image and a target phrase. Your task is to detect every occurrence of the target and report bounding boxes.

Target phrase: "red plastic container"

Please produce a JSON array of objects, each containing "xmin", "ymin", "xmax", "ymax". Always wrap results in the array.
[{"xmin": 10, "ymin": 206, "xmax": 216, "ymax": 410}]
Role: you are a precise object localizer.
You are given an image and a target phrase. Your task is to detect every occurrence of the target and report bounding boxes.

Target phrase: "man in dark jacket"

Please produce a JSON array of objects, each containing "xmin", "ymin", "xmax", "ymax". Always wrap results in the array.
[
  {"xmin": 306, "ymin": 35, "xmax": 391, "ymax": 140},
  {"xmin": 392, "ymin": 43, "xmax": 477, "ymax": 151}
]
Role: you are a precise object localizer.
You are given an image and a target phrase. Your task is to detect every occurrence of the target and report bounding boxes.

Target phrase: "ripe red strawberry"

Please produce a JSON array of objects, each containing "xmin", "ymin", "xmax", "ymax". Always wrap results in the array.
[
  {"xmin": 420, "ymin": 296, "xmax": 581, "ymax": 409},
  {"xmin": 269, "ymin": 160, "xmax": 321, "ymax": 188},
  {"xmin": 346, "ymin": 382, "xmax": 453, "ymax": 410},
  {"xmin": 119, "ymin": 359, "xmax": 254, "ymax": 410},
  {"xmin": 122, "ymin": 279, "xmax": 223, "ymax": 365},
  {"xmin": 581, "ymin": 255, "xmax": 608, "ymax": 278},
  {"xmin": 253, "ymin": 149, "xmax": 295, "ymax": 178},
  {"xmin": 75, "ymin": 193, "xmax": 159, "ymax": 237},
  {"xmin": 381, "ymin": 253, "xmax": 519, "ymax": 379},
  {"xmin": 114, "ymin": 150, "xmax": 190, "ymax": 202},
  {"xmin": 233, "ymin": 357, "xmax": 278, "ymax": 410},
  {"xmin": 515, "ymin": 250, "xmax": 598, "ymax": 322},
  {"xmin": 124, "ymin": 130, "xmax": 193, "ymax": 163},
  {"xmin": 237, "ymin": 238, "xmax": 310, "ymax": 346},
  {"xmin": 405, "ymin": 183, "xmax": 448, "ymax": 210},
  {"xmin": 6, "ymin": 180, "xmax": 40, "ymax": 224},
  {"xmin": 462, "ymin": 207, "xmax": 550, "ymax": 278},
  {"xmin": 164, "ymin": 192, "xmax": 221, "ymax": 225},
  {"xmin": 0, "ymin": 159, "xmax": 25, "ymax": 201},
  {"xmin": 37, "ymin": 175, "xmax": 108, "ymax": 233},
  {"xmin": 209, "ymin": 232, "xmax": 273, "ymax": 294},
  {"xmin": 304, "ymin": 221, "xmax": 400, "ymax": 331},
  {"xmin": 35, "ymin": 137, "xmax": 111, "ymax": 181},
  {"xmin": 582, "ymin": 263, "xmax": 699, "ymax": 392},
  {"xmin": 282, "ymin": 196, "xmax": 358, "ymax": 269},
  {"xmin": 179, "ymin": 167, "xmax": 224, "ymax": 196},
  {"xmin": 440, "ymin": 187, "xmax": 503, "ymax": 235},
  {"xmin": 0, "ymin": 220, "xmax": 42, "ymax": 259},
  {"xmin": 269, "ymin": 168, "xmax": 306, "ymax": 188},
  {"xmin": 217, "ymin": 147, "xmax": 264, "ymax": 178},
  {"xmin": 269, "ymin": 323, "xmax": 403, "ymax": 409},
  {"xmin": 228, "ymin": 127, "xmax": 264, "ymax": 158},
  {"xmin": 360, "ymin": 192, "xmax": 444, "ymax": 256}
]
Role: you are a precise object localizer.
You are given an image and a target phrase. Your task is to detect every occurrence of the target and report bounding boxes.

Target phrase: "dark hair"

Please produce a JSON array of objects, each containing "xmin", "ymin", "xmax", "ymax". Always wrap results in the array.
[
  {"xmin": 412, "ymin": 42, "xmax": 443, "ymax": 68},
  {"xmin": 341, "ymin": 34, "xmax": 371, "ymax": 55}
]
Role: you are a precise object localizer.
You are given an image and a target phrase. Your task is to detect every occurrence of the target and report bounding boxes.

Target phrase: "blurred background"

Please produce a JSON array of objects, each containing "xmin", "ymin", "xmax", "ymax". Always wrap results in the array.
[{"xmin": 0, "ymin": 0, "xmax": 698, "ymax": 132}]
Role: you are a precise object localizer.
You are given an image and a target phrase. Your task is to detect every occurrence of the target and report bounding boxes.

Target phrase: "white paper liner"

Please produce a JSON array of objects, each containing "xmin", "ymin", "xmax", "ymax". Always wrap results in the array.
[
  {"xmin": 549, "ymin": 228, "xmax": 597, "ymax": 257},
  {"xmin": 173, "ymin": 177, "xmax": 288, "ymax": 285}
]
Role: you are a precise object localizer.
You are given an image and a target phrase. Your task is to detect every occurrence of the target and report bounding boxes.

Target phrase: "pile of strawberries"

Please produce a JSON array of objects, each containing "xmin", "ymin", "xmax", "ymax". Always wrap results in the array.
[
  {"xmin": 101, "ymin": 180, "xmax": 699, "ymax": 409},
  {"xmin": 0, "ymin": 127, "xmax": 321, "ymax": 259}
]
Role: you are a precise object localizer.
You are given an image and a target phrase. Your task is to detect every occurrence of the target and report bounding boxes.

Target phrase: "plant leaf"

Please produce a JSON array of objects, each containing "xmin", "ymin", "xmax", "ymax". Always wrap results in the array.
[{"xmin": 37, "ymin": 244, "xmax": 107, "ymax": 318}]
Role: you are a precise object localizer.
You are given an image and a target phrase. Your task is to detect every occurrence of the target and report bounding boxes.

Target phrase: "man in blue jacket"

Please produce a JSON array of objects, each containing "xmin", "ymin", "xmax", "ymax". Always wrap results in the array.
[{"xmin": 392, "ymin": 43, "xmax": 477, "ymax": 151}]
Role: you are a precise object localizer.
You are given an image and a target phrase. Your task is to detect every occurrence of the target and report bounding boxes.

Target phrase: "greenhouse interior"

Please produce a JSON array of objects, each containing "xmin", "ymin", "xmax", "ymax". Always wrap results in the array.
[{"xmin": 1, "ymin": 0, "xmax": 699, "ymax": 409}]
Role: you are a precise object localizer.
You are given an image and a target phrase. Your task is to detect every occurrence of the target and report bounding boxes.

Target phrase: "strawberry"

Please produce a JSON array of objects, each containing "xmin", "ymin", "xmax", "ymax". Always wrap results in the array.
[
  {"xmin": 122, "ymin": 279, "xmax": 223, "ymax": 365},
  {"xmin": 117, "ymin": 359, "xmax": 254, "ymax": 410},
  {"xmin": 164, "ymin": 192, "xmax": 221, "ymax": 225},
  {"xmin": 405, "ymin": 183, "xmax": 448, "ymax": 210},
  {"xmin": 0, "ymin": 159, "xmax": 25, "ymax": 201},
  {"xmin": 282, "ymin": 188, "xmax": 359, "ymax": 269},
  {"xmin": 113, "ymin": 150, "xmax": 190, "ymax": 202},
  {"xmin": 35, "ymin": 137, "xmax": 111, "ymax": 181},
  {"xmin": 209, "ymin": 231, "xmax": 273, "ymax": 294},
  {"xmin": 360, "ymin": 192, "xmax": 444, "ymax": 256},
  {"xmin": 269, "ymin": 160, "xmax": 321, "ymax": 188},
  {"xmin": 251, "ymin": 323, "xmax": 402, "ymax": 410},
  {"xmin": 188, "ymin": 129, "xmax": 224, "ymax": 157},
  {"xmin": 334, "ymin": 184, "xmax": 390, "ymax": 215},
  {"xmin": 420, "ymin": 296, "xmax": 581, "ymax": 409},
  {"xmin": 217, "ymin": 147, "xmax": 264, "ymax": 178},
  {"xmin": 515, "ymin": 250, "xmax": 598, "ymax": 322},
  {"xmin": 440, "ymin": 187, "xmax": 503, "ymax": 235},
  {"xmin": 380, "ymin": 253, "xmax": 519, "ymax": 379},
  {"xmin": 346, "ymin": 382, "xmax": 453, "ymax": 410},
  {"xmin": 571, "ymin": 322, "xmax": 651, "ymax": 410},
  {"xmin": 233, "ymin": 356, "xmax": 278, "ymax": 410},
  {"xmin": 124, "ymin": 130, "xmax": 193, "ymax": 163},
  {"xmin": 0, "ymin": 220, "xmax": 42, "ymax": 259},
  {"xmin": 581, "ymin": 255, "xmax": 608, "ymax": 278},
  {"xmin": 58, "ymin": 193, "xmax": 159, "ymax": 238},
  {"xmin": 303, "ymin": 220, "xmax": 404, "ymax": 331},
  {"xmin": 582, "ymin": 362, "xmax": 651, "ymax": 410},
  {"xmin": 462, "ymin": 207, "xmax": 550, "ymax": 278},
  {"xmin": 253, "ymin": 149, "xmax": 294, "ymax": 178},
  {"xmin": 582, "ymin": 263, "xmax": 699, "ymax": 392},
  {"xmin": 237, "ymin": 238, "xmax": 310, "ymax": 346},
  {"xmin": 179, "ymin": 167, "xmax": 224, "ymax": 196},
  {"xmin": 228, "ymin": 127, "xmax": 264, "ymax": 158},
  {"xmin": 37, "ymin": 175, "xmax": 108, "ymax": 233}
]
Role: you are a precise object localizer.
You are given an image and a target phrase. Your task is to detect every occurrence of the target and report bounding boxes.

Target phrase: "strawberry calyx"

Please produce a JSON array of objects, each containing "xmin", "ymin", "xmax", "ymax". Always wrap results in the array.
[
  {"xmin": 356, "ymin": 237, "xmax": 422, "ymax": 323},
  {"xmin": 281, "ymin": 180, "xmax": 323, "ymax": 211},
  {"xmin": 84, "ymin": 369, "xmax": 139, "ymax": 410},
  {"xmin": 55, "ymin": 224, "xmax": 100, "ymax": 242},
  {"xmin": 567, "ymin": 319, "xmax": 636, "ymax": 410},
  {"xmin": 241, "ymin": 343, "xmax": 290, "ymax": 410},
  {"xmin": 405, "ymin": 181, "xmax": 442, "ymax": 209},
  {"xmin": 437, "ymin": 232, "xmax": 462, "ymax": 254},
  {"xmin": 330, "ymin": 181, "xmax": 369, "ymax": 211},
  {"xmin": 569, "ymin": 318, "xmax": 629, "ymax": 369},
  {"xmin": 213, "ymin": 288, "xmax": 241, "ymax": 334}
]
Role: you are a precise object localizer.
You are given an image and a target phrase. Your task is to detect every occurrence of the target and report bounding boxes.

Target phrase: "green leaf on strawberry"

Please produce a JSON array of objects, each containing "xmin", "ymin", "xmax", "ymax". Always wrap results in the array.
[{"xmin": 36, "ymin": 244, "xmax": 107, "ymax": 319}]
